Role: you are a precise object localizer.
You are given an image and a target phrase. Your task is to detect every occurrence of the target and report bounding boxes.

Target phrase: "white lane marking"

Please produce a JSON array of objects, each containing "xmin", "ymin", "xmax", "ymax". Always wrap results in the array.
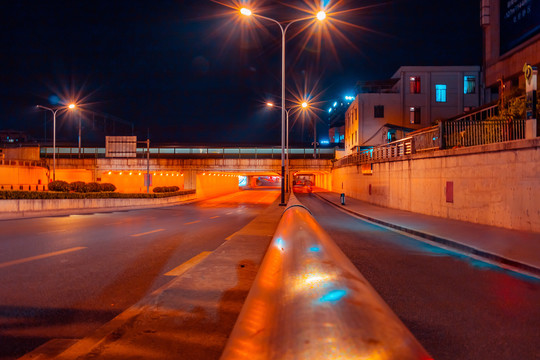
[
  {"xmin": 130, "ymin": 229, "xmax": 165, "ymax": 237},
  {"xmin": 0, "ymin": 247, "xmax": 87, "ymax": 269}
]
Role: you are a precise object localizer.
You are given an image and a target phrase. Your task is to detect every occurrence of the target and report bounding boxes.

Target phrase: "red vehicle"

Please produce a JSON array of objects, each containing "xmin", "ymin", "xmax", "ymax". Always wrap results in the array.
[{"xmin": 293, "ymin": 180, "xmax": 312, "ymax": 193}]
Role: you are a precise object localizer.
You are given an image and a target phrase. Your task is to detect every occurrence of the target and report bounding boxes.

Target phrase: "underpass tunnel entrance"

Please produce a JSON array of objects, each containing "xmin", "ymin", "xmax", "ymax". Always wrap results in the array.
[
  {"xmin": 239, "ymin": 172, "xmax": 281, "ymax": 189},
  {"xmin": 292, "ymin": 170, "xmax": 331, "ymax": 191}
]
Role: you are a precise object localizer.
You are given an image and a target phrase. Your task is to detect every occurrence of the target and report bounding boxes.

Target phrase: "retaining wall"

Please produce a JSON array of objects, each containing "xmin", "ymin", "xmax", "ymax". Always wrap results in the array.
[
  {"xmin": 0, "ymin": 192, "xmax": 197, "ymax": 220},
  {"xmin": 331, "ymin": 138, "xmax": 540, "ymax": 232}
]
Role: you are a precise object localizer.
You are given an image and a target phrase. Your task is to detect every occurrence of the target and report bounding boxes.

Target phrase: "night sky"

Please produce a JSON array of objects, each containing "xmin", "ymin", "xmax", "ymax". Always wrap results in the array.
[{"xmin": 0, "ymin": 0, "xmax": 482, "ymax": 146}]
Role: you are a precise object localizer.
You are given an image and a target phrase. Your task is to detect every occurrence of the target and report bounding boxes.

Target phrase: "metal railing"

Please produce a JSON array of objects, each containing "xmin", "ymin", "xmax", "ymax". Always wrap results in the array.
[
  {"xmin": 39, "ymin": 146, "xmax": 336, "ymax": 160},
  {"xmin": 221, "ymin": 194, "xmax": 431, "ymax": 360},
  {"xmin": 334, "ymin": 102, "xmax": 528, "ymax": 168},
  {"xmin": 443, "ymin": 117, "xmax": 525, "ymax": 148}
]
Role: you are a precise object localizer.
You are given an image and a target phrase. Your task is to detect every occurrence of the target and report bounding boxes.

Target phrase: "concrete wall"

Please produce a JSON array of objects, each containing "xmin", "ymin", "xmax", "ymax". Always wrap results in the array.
[
  {"xmin": 331, "ymin": 138, "xmax": 540, "ymax": 232},
  {"xmin": 2, "ymin": 147, "xmax": 41, "ymax": 161},
  {"xmin": 0, "ymin": 192, "xmax": 197, "ymax": 219},
  {"xmin": 0, "ymin": 165, "xmax": 49, "ymax": 190},
  {"xmin": 196, "ymin": 172, "xmax": 239, "ymax": 199}
]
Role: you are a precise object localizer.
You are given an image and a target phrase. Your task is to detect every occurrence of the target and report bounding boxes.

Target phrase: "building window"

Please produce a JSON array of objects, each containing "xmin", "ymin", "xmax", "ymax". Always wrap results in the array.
[
  {"xmin": 464, "ymin": 76, "xmax": 476, "ymax": 94},
  {"xmin": 435, "ymin": 84, "xmax": 447, "ymax": 102},
  {"xmin": 409, "ymin": 107, "xmax": 421, "ymax": 124},
  {"xmin": 387, "ymin": 129, "xmax": 396, "ymax": 142},
  {"xmin": 410, "ymin": 76, "xmax": 421, "ymax": 94},
  {"xmin": 374, "ymin": 105, "xmax": 384, "ymax": 118}
]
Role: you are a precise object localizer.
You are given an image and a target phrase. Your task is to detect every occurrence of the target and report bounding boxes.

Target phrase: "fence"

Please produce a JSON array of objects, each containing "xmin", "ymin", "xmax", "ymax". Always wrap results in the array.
[{"xmin": 334, "ymin": 102, "xmax": 528, "ymax": 168}]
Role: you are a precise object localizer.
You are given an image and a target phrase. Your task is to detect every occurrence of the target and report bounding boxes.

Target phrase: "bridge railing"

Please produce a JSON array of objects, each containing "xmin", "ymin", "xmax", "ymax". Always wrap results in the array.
[
  {"xmin": 220, "ymin": 194, "xmax": 431, "ymax": 360},
  {"xmin": 334, "ymin": 102, "xmax": 527, "ymax": 168},
  {"xmin": 39, "ymin": 146, "xmax": 336, "ymax": 160}
]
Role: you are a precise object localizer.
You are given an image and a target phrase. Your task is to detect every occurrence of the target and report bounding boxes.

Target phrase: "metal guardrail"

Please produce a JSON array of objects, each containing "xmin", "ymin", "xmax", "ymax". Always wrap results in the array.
[
  {"xmin": 39, "ymin": 147, "xmax": 336, "ymax": 160},
  {"xmin": 334, "ymin": 102, "xmax": 528, "ymax": 168},
  {"xmin": 442, "ymin": 118, "xmax": 525, "ymax": 148},
  {"xmin": 221, "ymin": 194, "xmax": 431, "ymax": 360}
]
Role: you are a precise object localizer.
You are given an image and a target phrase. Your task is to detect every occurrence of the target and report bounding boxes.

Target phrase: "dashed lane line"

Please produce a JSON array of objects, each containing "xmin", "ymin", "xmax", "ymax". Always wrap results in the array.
[
  {"xmin": 0, "ymin": 247, "xmax": 87, "ymax": 269},
  {"xmin": 130, "ymin": 229, "xmax": 165, "ymax": 237}
]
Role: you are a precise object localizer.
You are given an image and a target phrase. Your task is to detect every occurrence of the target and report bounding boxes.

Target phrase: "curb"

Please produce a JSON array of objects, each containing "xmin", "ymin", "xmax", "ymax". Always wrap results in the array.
[{"xmin": 313, "ymin": 192, "xmax": 540, "ymax": 278}]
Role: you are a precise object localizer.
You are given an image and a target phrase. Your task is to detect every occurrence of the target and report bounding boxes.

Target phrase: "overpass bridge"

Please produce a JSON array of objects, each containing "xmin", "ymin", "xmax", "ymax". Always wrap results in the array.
[{"xmin": 40, "ymin": 146, "xmax": 335, "ymax": 194}]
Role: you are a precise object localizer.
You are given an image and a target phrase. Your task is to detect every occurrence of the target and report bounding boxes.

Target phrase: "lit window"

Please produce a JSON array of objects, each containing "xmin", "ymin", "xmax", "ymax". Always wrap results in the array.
[
  {"xmin": 410, "ymin": 76, "xmax": 421, "ymax": 94},
  {"xmin": 409, "ymin": 107, "xmax": 421, "ymax": 124},
  {"xmin": 435, "ymin": 84, "xmax": 447, "ymax": 102},
  {"xmin": 464, "ymin": 76, "xmax": 476, "ymax": 94},
  {"xmin": 374, "ymin": 105, "xmax": 384, "ymax": 118}
]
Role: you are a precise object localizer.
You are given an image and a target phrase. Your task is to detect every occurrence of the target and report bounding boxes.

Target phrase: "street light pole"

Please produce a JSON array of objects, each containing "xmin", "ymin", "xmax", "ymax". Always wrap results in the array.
[
  {"xmin": 37, "ymin": 104, "xmax": 75, "ymax": 182},
  {"xmin": 268, "ymin": 103, "xmax": 292, "ymax": 193},
  {"xmin": 241, "ymin": 8, "xmax": 326, "ymax": 205}
]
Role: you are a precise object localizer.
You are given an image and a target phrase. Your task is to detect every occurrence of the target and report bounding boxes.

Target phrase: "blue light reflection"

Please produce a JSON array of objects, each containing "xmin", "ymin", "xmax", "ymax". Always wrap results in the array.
[
  {"xmin": 275, "ymin": 237, "xmax": 285, "ymax": 250},
  {"xmin": 319, "ymin": 289, "xmax": 347, "ymax": 303}
]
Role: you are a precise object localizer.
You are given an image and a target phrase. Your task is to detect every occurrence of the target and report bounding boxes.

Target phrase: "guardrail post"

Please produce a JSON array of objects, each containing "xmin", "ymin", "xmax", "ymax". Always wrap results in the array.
[
  {"xmin": 410, "ymin": 137, "xmax": 416, "ymax": 154},
  {"xmin": 439, "ymin": 120, "xmax": 446, "ymax": 149}
]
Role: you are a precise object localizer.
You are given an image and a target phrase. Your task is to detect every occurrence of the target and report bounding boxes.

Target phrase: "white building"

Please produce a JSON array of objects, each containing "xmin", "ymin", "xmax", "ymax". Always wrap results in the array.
[{"xmin": 345, "ymin": 66, "xmax": 481, "ymax": 154}]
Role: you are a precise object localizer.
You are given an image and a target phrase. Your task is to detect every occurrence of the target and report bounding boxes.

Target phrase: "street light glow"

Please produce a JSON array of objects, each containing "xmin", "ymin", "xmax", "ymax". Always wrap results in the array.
[
  {"xmin": 68, "ymin": 103, "xmax": 76, "ymax": 109},
  {"xmin": 302, "ymin": 102, "xmax": 308, "ymax": 108},
  {"xmin": 267, "ymin": 102, "xmax": 274, "ymax": 107},
  {"xmin": 316, "ymin": 11, "xmax": 326, "ymax": 21},
  {"xmin": 240, "ymin": 8, "xmax": 252, "ymax": 16}
]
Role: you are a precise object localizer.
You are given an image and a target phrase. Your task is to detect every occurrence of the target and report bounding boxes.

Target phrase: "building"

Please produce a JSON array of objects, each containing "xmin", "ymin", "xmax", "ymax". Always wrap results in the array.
[
  {"xmin": 344, "ymin": 66, "xmax": 482, "ymax": 154},
  {"xmin": 482, "ymin": 0, "xmax": 540, "ymax": 97},
  {"xmin": 328, "ymin": 96, "xmax": 354, "ymax": 146}
]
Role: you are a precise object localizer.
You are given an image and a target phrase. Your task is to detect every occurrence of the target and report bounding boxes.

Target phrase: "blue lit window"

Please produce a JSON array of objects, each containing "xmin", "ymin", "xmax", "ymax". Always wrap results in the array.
[
  {"xmin": 464, "ymin": 76, "xmax": 476, "ymax": 94},
  {"xmin": 435, "ymin": 84, "xmax": 447, "ymax": 102}
]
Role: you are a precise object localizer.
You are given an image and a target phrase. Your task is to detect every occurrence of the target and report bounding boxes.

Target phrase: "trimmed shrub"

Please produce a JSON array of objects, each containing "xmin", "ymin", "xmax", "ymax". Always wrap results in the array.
[
  {"xmin": 0, "ymin": 189, "xmax": 195, "ymax": 200},
  {"xmin": 153, "ymin": 186, "xmax": 180, "ymax": 193},
  {"xmin": 100, "ymin": 183, "xmax": 117, "ymax": 192},
  {"xmin": 48, "ymin": 180, "xmax": 70, "ymax": 192},
  {"xmin": 84, "ymin": 182, "xmax": 101, "ymax": 192},
  {"xmin": 70, "ymin": 181, "xmax": 86, "ymax": 192}
]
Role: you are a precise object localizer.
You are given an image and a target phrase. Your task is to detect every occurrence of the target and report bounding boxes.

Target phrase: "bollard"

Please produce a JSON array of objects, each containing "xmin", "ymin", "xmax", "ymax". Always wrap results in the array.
[{"xmin": 340, "ymin": 192, "xmax": 345, "ymax": 205}]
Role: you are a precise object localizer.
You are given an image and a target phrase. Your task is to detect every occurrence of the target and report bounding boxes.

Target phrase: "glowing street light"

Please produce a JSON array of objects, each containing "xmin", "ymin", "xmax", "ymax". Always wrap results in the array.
[
  {"xmin": 240, "ymin": 8, "xmax": 252, "ymax": 16},
  {"xmin": 36, "ymin": 103, "xmax": 77, "ymax": 182},
  {"xmin": 266, "ymin": 101, "xmax": 310, "ymax": 192},
  {"xmin": 240, "ymin": 7, "xmax": 326, "ymax": 205}
]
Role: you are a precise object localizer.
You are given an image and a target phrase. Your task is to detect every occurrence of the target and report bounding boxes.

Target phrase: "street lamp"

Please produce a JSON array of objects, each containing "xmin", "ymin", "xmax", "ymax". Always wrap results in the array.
[
  {"xmin": 241, "ymin": 7, "xmax": 326, "ymax": 205},
  {"xmin": 298, "ymin": 101, "xmax": 319, "ymax": 159},
  {"xmin": 36, "ymin": 103, "xmax": 76, "ymax": 182},
  {"xmin": 267, "ymin": 101, "xmax": 310, "ymax": 192}
]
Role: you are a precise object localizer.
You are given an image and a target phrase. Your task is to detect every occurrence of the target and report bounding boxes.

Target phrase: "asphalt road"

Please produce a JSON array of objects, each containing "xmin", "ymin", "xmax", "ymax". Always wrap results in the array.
[
  {"xmin": 297, "ymin": 193, "xmax": 540, "ymax": 360},
  {"xmin": 0, "ymin": 189, "xmax": 279, "ymax": 360}
]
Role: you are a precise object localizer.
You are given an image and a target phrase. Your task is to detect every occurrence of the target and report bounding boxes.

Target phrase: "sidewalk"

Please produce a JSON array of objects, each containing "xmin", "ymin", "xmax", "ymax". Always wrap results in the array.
[{"xmin": 313, "ymin": 190, "xmax": 540, "ymax": 278}]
